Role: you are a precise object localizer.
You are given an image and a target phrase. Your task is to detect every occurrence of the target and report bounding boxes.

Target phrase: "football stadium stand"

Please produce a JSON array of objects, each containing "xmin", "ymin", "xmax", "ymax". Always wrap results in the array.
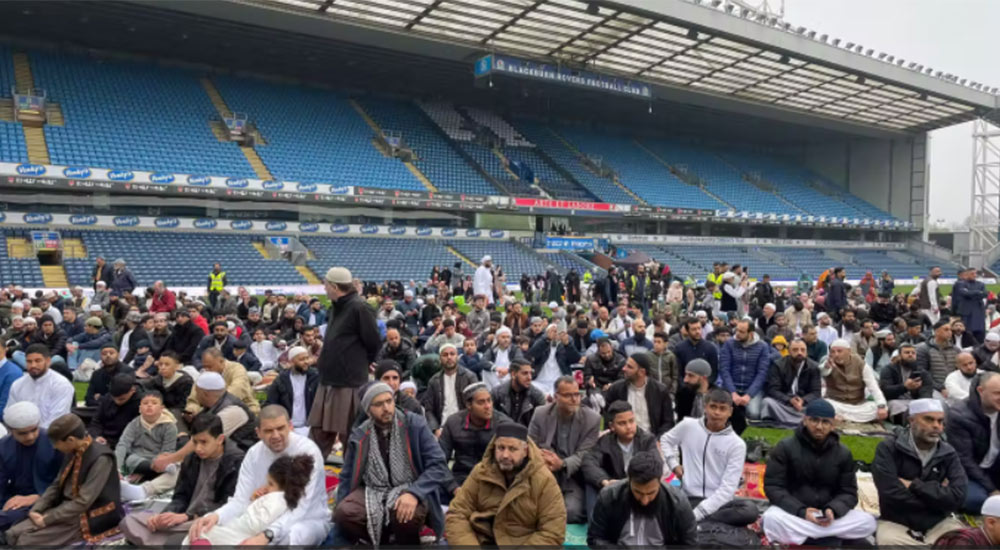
[
  {"xmin": 302, "ymin": 236, "xmax": 458, "ymax": 284},
  {"xmin": 59, "ymin": 230, "xmax": 306, "ymax": 287},
  {"xmin": 212, "ymin": 78, "xmax": 420, "ymax": 190},
  {"xmin": 30, "ymin": 52, "xmax": 255, "ymax": 177},
  {"xmin": 0, "ymin": 231, "xmax": 44, "ymax": 288}
]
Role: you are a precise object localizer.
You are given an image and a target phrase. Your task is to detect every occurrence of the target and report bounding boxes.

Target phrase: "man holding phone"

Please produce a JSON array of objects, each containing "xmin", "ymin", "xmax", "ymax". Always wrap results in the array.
[
  {"xmin": 761, "ymin": 399, "xmax": 877, "ymax": 545},
  {"xmin": 879, "ymin": 342, "xmax": 934, "ymax": 422}
]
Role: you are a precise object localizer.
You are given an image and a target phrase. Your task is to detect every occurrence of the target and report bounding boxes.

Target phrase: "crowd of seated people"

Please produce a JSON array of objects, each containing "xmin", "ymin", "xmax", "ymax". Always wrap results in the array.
[{"xmin": 0, "ymin": 255, "xmax": 996, "ymax": 547}]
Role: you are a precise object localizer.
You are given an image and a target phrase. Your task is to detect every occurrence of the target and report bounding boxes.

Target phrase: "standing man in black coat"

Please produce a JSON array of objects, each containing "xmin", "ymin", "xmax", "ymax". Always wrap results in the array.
[
  {"xmin": 762, "ymin": 399, "xmax": 876, "ymax": 545},
  {"xmin": 587, "ymin": 450, "xmax": 697, "ymax": 546},
  {"xmin": 872, "ymin": 398, "xmax": 967, "ymax": 545},
  {"xmin": 946, "ymin": 371, "xmax": 1000, "ymax": 513},
  {"xmin": 309, "ymin": 267, "xmax": 381, "ymax": 458},
  {"xmin": 92, "ymin": 256, "xmax": 113, "ymax": 291},
  {"xmin": 827, "ymin": 268, "xmax": 848, "ymax": 322}
]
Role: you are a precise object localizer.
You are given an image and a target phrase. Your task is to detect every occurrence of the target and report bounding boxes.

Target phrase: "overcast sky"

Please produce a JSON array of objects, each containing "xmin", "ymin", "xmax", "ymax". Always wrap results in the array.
[{"xmin": 779, "ymin": 0, "xmax": 999, "ymax": 226}]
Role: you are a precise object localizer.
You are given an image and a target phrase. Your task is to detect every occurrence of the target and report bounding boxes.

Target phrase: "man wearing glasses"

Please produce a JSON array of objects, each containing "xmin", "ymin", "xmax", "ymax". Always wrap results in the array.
[
  {"xmin": 528, "ymin": 375, "xmax": 600, "ymax": 523},
  {"xmin": 761, "ymin": 399, "xmax": 877, "ymax": 545}
]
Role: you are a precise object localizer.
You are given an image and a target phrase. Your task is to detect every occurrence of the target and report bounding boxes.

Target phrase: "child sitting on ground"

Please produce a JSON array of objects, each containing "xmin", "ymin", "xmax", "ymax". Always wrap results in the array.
[
  {"xmin": 117, "ymin": 391, "xmax": 179, "ymax": 501},
  {"xmin": 458, "ymin": 338, "xmax": 484, "ymax": 379},
  {"xmin": 183, "ymin": 454, "xmax": 314, "ymax": 546}
]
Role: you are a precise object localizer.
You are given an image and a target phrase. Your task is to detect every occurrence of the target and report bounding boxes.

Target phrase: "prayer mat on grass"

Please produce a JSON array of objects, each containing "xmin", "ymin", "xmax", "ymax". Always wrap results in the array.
[{"xmin": 565, "ymin": 523, "xmax": 588, "ymax": 546}]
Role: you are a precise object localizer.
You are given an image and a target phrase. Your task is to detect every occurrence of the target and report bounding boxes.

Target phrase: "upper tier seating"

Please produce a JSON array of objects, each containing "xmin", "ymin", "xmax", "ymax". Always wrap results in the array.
[
  {"xmin": 61, "ymin": 230, "xmax": 306, "ymax": 287},
  {"xmin": 31, "ymin": 53, "xmax": 255, "ymax": 177},
  {"xmin": 515, "ymin": 120, "xmax": 636, "ymax": 204},
  {"xmin": 0, "ymin": 121, "xmax": 27, "ymax": 163},
  {"xmin": 302, "ymin": 236, "xmax": 456, "ymax": 283},
  {"xmin": 213, "ymin": 77, "xmax": 420, "ymax": 190},
  {"xmin": 556, "ymin": 127, "xmax": 725, "ymax": 210},
  {"xmin": 359, "ymin": 97, "xmax": 498, "ymax": 195},
  {"xmin": 417, "ymin": 100, "xmax": 475, "ymax": 142},
  {"xmin": 463, "ymin": 106, "xmax": 533, "ymax": 147}
]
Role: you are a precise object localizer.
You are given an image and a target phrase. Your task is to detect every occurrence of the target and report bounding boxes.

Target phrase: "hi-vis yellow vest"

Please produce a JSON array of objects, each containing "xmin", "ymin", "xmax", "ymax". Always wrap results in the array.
[
  {"xmin": 209, "ymin": 271, "xmax": 226, "ymax": 291},
  {"xmin": 708, "ymin": 272, "xmax": 723, "ymax": 299}
]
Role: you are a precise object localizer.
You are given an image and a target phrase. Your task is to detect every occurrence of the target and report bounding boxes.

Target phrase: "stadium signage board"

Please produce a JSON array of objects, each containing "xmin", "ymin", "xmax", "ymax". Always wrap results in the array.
[
  {"xmin": 230, "ymin": 220, "xmax": 253, "ymax": 230},
  {"xmin": 329, "ymin": 186, "xmax": 351, "ymax": 194},
  {"xmin": 465, "ymin": 229, "xmax": 481, "ymax": 237},
  {"xmin": 475, "ymin": 54, "xmax": 652, "ymax": 99},
  {"xmin": 489, "ymin": 230, "xmax": 505, "ymax": 238},
  {"xmin": 150, "ymin": 173, "xmax": 175, "ymax": 184},
  {"xmin": 416, "ymin": 227, "xmax": 432, "ymax": 236},
  {"xmin": 297, "ymin": 183, "xmax": 318, "ymax": 193},
  {"xmin": 331, "ymin": 224, "xmax": 350, "ymax": 233},
  {"xmin": 69, "ymin": 214, "xmax": 98, "ymax": 226},
  {"xmin": 23, "ymin": 213, "xmax": 52, "ymax": 224},
  {"xmin": 265, "ymin": 221, "xmax": 288, "ymax": 231},
  {"xmin": 108, "ymin": 170, "xmax": 134, "ymax": 182},
  {"xmin": 546, "ymin": 236, "xmax": 595, "ymax": 250},
  {"xmin": 155, "ymin": 217, "xmax": 180, "ymax": 228},
  {"xmin": 16, "ymin": 164, "xmax": 46, "ymax": 176},
  {"xmin": 194, "ymin": 218, "xmax": 218, "ymax": 230},
  {"xmin": 360, "ymin": 224, "xmax": 379, "ymax": 234},
  {"xmin": 389, "ymin": 226, "xmax": 406, "ymax": 235},
  {"xmin": 262, "ymin": 181, "xmax": 284, "ymax": 191},
  {"xmin": 63, "ymin": 167, "xmax": 91, "ymax": 178},
  {"xmin": 187, "ymin": 175, "xmax": 212, "ymax": 186},
  {"xmin": 226, "ymin": 178, "xmax": 250, "ymax": 189},
  {"xmin": 299, "ymin": 222, "xmax": 319, "ymax": 232},
  {"xmin": 113, "ymin": 216, "xmax": 140, "ymax": 227},
  {"xmin": 441, "ymin": 228, "xmax": 458, "ymax": 237}
]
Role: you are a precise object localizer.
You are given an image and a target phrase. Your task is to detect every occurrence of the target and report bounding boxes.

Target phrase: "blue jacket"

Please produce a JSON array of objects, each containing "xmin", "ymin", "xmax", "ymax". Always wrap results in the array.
[
  {"xmin": 0, "ymin": 428, "xmax": 63, "ymax": 502},
  {"xmin": 673, "ymin": 338, "xmax": 719, "ymax": 381},
  {"xmin": 719, "ymin": 337, "xmax": 771, "ymax": 396},
  {"xmin": 0, "ymin": 360, "xmax": 22, "ymax": 412},
  {"xmin": 60, "ymin": 318, "xmax": 85, "ymax": 339},
  {"xmin": 192, "ymin": 335, "xmax": 236, "ymax": 368},
  {"xmin": 71, "ymin": 328, "xmax": 112, "ymax": 350},
  {"xmin": 459, "ymin": 353, "xmax": 485, "ymax": 378},
  {"xmin": 953, "ymin": 279, "xmax": 987, "ymax": 333},
  {"xmin": 338, "ymin": 411, "xmax": 452, "ymax": 540}
]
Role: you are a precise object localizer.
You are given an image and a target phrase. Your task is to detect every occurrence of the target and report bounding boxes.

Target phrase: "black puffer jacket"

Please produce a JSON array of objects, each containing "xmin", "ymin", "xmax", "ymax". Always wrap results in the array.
[
  {"xmin": 879, "ymin": 362, "xmax": 933, "ymax": 401},
  {"xmin": 871, "ymin": 428, "xmax": 967, "ymax": 532},
  {"xmin": 375, "ymin": 338, "xmax": 418, "ymax": 379},
  {"xmin": 946, "ymin": 375, "xmax": 1000, "ymax": 492},
  {"xmin": 588, "ymin": 480, "xmax": 697, "ymax": 546},
  {"xmin": 764, "ymin": 425, "xmax": 858, "ymax": 518},
  {"xmin": 583, "ymin": 350, "xmax": 626, "ymax": 389},
  {"xmin": 316, "ymin": 291, "xmax": 380, "ymax": 387},
  {"xmin": 490, "ymin": 379, "xmax": 546, "ymax": 426},
  {"xmin": 164, "ymin": 440, "xmax": 244, "ymax": 517},
  {"xmin": 265, "ymin": 367, "xmax": 320, "ymax": 421}
]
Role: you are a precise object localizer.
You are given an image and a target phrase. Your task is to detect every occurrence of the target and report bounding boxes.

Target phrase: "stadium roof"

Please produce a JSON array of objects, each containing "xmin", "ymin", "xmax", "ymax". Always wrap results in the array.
[{"xmin": 250, "ymin": 0, "xmax": 1000, "ymax": 133}]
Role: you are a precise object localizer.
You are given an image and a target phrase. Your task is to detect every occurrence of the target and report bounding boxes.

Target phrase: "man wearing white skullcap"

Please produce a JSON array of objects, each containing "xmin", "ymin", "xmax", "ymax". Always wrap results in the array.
[
  {"xmin": 481, "ymin": 326, "xmax": 524, "ymax": 390},
  {"xmin": 474, "ymin": 255, "xmax": 494, "ymax": 306},
  {"xmin": 0, "ymin": 402, "xmax": 63, "ymax": 531},
  {"xmin": 935, "ymin": 494, "xmax": 1000, "ymax": 546},
  {"xmin": 872, "ymin": 398, "xmax": 967, "ymax": 545},
  {"xmin": 820, "ymin": 339, "xmax": 887, "ymax": 423}
]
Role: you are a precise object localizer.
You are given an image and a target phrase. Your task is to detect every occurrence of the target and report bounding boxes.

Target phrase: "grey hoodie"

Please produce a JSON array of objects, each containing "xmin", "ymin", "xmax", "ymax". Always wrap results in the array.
[{"xmin": 115, "ymin": 409, "xmax": 178, "ymax": 474}]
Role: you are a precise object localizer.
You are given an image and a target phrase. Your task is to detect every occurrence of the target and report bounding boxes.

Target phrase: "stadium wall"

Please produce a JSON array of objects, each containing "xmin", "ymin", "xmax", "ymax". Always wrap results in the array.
[{"xmin": 800, "ymin": 134, "xmax": 924, "ymax": 227}]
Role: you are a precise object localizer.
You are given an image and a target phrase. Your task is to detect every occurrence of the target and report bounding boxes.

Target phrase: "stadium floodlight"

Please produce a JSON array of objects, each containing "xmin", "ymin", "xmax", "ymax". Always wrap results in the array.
[
  {"xmin": 886, "ymin": 55, "xmax": 894, "ymax": 63},
  {"xmin": 782, "ymin": 21, "xmax": 791, "ymax": 30},
  {"xmin": 992, "ymin": 87, "xmax": 998, "ymax": 94},
  {"xmin": 878, "ymin": 52, "xmax": 887, "ymax": 59},
  {"xmin": 934, "ymin": 71, "xmax": 942, "ymax": 77},
  {"xmin": 845, "ymin": 42, "xmax": 854, "ymax": 49},
  {"xmin": 796, "ymin": 26, "xmax": 806, "ymax": 33},
  {"xmin": 807, "ymin": 31, "xmax": 816, "ymax": 38},
  {"xmin": 907, "ymin": 62, "xmax": 916, "ymax": 69},
  {"xmin": 960, "ymin": 79, "xmax": 967, "ymax": 85},
  {"xmin": 725, "ymin": 4, "xmax": 735, "ymax": 13},
  {"xmin": 895, "ymin": 59, "xmax": 904, "ymax": 66},
  {"xmin": 925, "ymin": 68, "xmax": 933, "ymax": 74},
  {"xmin": 710, "ymin": 0, "xmax": 722, "ymax": 7},
  {"xmin": 819, "ymin": 34, "xmax": 827, "ymax": 42},
  {"xmin": 831, "ymin": 38, "xmax": 840, "ymax": 46},
  {"xmin": 854, "ymin": 45, "xmax": 863, "ymax": 53},
  {"xmin": 864, "ymin": 48, "xmax": 873, "ymax": 56}
]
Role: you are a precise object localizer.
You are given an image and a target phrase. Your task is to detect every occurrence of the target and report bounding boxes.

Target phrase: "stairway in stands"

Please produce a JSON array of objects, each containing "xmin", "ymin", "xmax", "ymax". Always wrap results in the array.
[
  {"xmin": 295, "ymin": 265, "xmax": 322, "ymax": 284},
  {"xmin": 40, "ymin": 265, "xmax": 68, "ymax": 288},
  {"xmin": 62, "ymin": 237, "xmax": 88, "ymax": 258},
  {"xmin": 6, "ymin": 236, "xmax": 34, "ymax": 258},
  {"xmin": 349, "ymin": 99, "xmax": 438, "ymax": 192},
  {"xmin": 201, "ymin": 78, "xmax": 274, "ymax": 180},
  {"xmin": 12, "ymin": 53, "xmax": 50, "ymax": 164}
]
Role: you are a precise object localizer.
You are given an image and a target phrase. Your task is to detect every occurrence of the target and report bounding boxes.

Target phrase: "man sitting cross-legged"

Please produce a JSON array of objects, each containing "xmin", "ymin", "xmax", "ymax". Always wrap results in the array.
[
  {"xmin": 762, "ymin": 399, "xmax": 877, "ymax": 545},
  {"xmin": 333, "ymin": 383, "xmax": 452, "ymax": 546}
]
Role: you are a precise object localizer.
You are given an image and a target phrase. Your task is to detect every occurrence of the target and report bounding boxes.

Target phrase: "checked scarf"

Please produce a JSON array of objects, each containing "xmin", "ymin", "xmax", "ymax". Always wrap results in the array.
[{"xmin": 362, "ymin": 409, "xmax": 417, "ymax": 548}]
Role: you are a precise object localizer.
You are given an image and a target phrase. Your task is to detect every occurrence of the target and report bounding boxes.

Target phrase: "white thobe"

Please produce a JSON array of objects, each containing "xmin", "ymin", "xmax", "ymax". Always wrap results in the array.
[{"xmin": 4, "ymin": 369, "xmax": 75, "ymax": 428}]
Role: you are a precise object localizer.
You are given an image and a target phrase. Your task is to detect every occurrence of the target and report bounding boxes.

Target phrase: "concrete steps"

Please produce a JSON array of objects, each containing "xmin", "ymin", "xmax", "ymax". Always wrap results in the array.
[
  {"xmin": 251, "ymin": 241, "xmax": 270, "ymax": 258},
  {"xmin": 23, "ymin": 126, "xmax": 50, "ymax": 164},
  {"xmin": 40, "ymin": 265, "xmax": 68, "ymax": 288},
  {"xmin": 350, "ymin": 99, "xmax": 437, "ymax": 193},
  {"xmin": 12, "ymin": 53, "xmax": 34, "ymax": 92},
  {"xmin": 241, "ymin": 146, "xmax": 273, "ymax": 180},
  {"xmin": 6, "ymin": 237, "xmax": 34, "ymax": 258},
  {"xmin": 62, "ymin": 238, "xmax": 88, "ymax": 258},
  {"xmin": 295, "ymin": 265, "xmax": 322, "ymax": 284},
  {"xmin": 446, "ymin": 246, "xmax": 475, "ymax": 267}
]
